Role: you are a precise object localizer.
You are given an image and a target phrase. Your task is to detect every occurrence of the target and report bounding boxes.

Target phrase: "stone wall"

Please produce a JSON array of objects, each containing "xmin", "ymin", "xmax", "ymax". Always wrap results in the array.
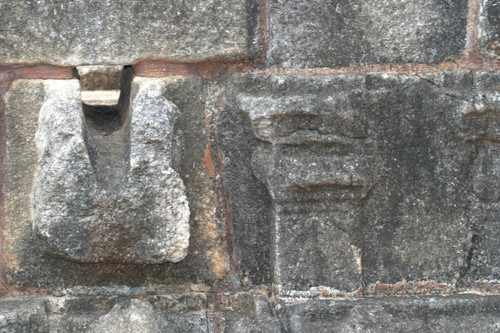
[{"xmin": 0, "ymin": 0, "xmax": 499, "ymax": 332}]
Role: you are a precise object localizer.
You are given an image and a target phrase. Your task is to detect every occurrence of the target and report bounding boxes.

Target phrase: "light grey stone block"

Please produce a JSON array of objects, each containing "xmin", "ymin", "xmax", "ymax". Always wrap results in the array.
[
  {"xmin": 268, "ymin": 0, "xmax": 468, "ymax": 68},
  {"xmin": 33, "ymin": 77, "xmax": 189, "ymax": 264},
  {"xmin": 3, "ymin": 76, "xmax": 222, "ymax": 288},
  {"xmin": 47, "ymin": 294, "xmax": 208, "ymax": 333},
  {"xmin": 0, "ymin": 0, "xmax": 261, "ymax": 66}
]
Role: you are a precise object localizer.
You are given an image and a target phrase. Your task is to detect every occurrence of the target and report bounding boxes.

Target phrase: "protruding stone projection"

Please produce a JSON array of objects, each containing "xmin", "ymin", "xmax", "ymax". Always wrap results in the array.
[
  {"xmin": 0, "ymin": 0, "xmax": 261, "ymax": 66},
  {"xmin": 268, "ymin": 0, "xmax": 468, "ymax": 68},
  {"xmin": 238, "ymin": 93, "xmax": 374, "ymax": 293},
  {"xmin": 33, "ymin": 77, "xmax": 190, "ymax": 264},
  {"xmin": 4, "ymin": 76, "xmax": 222, "ymax": 289},
  {"xmin": 480, "ymin": 0, "xmax": 500, "ymax": 59},
  {"xmin": 221, "ymin": 72, "xmax": 500, "ymax": 294}
]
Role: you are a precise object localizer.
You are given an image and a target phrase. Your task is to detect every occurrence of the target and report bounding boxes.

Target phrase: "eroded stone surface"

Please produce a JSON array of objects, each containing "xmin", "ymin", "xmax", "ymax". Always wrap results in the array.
[
  {"xmin": 480, "ymin": 0, "xmax": 500, "ymax": 59},
  {"xmin": 268, "ymin": 0, "xmax": 468, "ymax": 68},
  {"xmin": 34, "ymin": 78, "xmax": 189, "ymax": 264},
  {"xmin": 220, "ymin": 72, "xmax": 500, "ymax": 293},
  {"xmin": 207, "ymin": 293, "xmax": 282, "ymax": 333},
  {"xmin": 3, "ymin": 77, "xmax": 224, "ymax": 288},
  {"xmin": 277, "ymin": 295, "xmax": 500, "ymax": 333},
  {"xmin": 0, "ymin": 294, "xmax": 498, "ymax": 332},
  {"xmin": 0, "ymin": 0, "xmax": 260, "ymax": 66},
  {"xmin": 462, "ymin": 73, "xmax": 500, "ymax": 284},
  {"xmin": 0, "ymin": 299, "xmax": 49, "ymax": 333},
  {"xmin": 47, "ymin": 294, "xmax": 208, "ymax": 333},
  {"xmin": 211, "ymin": 81, "xmax": 274, "ymax": 287}
]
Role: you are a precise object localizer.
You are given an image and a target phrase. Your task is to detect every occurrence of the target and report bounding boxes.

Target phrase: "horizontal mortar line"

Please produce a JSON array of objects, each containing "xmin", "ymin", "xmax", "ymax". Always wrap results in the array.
[
  {"xmin": 0, "ymin": 65, "xmax": 73, "ymax": 83},
  {"xmin": 257, "ymin": 60, "xmax": 500, "ymax": 76},
  {"xmin": 0, "ymin": 58, "xmax": 499, "ymax": 81},
  {"xmin": 111, "ymin": 60, "xmax": 500, "ymax": 78}
]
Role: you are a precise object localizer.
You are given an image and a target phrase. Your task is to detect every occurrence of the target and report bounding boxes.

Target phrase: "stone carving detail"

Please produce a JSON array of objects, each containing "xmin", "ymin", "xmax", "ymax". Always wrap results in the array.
[
  {"xmin": 238, "ymin": 93, "xmax": 375, "ymax": 292},
  {"xmin": 34, "ymin": 79, "xmax": 190, "ymax": 264},
  {"xmin": 449, "ymin": 88, "xmax": 500, "ymax": 200},
  {"xmin": 445, "ymin": 76, "xmax": 500, "ymax": 282},
  {"xmin": 470, "ymin": 92, "xmax": 500, "ymax": 201}
]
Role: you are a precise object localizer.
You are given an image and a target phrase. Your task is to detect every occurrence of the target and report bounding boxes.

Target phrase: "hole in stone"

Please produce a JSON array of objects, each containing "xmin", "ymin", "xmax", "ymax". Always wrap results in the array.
[
  {"xmin": 78, "ymin": 65, "xmax": 133, "ymax": 134},
  {"xmin": 77, "ymin": 66, "xmax": 134, "ymax": 190}
]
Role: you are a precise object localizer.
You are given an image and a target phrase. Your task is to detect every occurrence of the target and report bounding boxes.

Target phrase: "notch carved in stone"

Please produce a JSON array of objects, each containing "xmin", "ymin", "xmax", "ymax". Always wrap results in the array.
[{"xmin": 33, "ymin": 75, "xmax": 190, "ymax": 264}]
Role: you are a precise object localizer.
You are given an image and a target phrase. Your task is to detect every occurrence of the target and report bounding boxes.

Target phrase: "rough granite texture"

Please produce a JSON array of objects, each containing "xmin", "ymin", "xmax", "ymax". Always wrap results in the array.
[
  {"xmin": 220, "ymin": 71, "xmax": 500, "ymax": 293},
  {"xmin": 0, "ymin": 294, "xmax": 498, "ymax": 332},
  {"xmin": 480, "ymin": 0, "xmax": 500, "ymax": 59},
  {"xmin": 3, "ymin": 76, "xmax": 227, "ymax": 287},
  {"xmin": 277, "ymin": 295, "xmax": 500, "ymax": 332},
  {"xmin": 47, "ymin": 293, "xmax": 208, "ymax": 333},
  {"xmin": 0, "ymin": 0, "xmax": 499, "ymax": 329},
  {"xmin": 268, "ymin": 0, "xmax": 468, "ymax": 68},
  {"xmin": 0, "ymin": 0, "xmax": 261, "ymax": 66},
  {"xmin": 0, "ymin": 299, "xmax": 49, "ymax": 332},
  {"xmin": 213, "ymin": 82, "xmax": 274, "ymax": 287},
  {"xmin": 34, "ymin": 78, "xmax": 190, "ymax": 264}
]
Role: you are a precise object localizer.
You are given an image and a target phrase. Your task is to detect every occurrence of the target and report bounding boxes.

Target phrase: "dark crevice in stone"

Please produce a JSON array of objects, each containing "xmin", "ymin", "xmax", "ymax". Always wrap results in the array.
[
  {"xmin": 245, "ymin": 0, "xmax": 259, "ymax": 52},
  {"xmin": 456, "ymin": 231, "xmax": 481, "ymax": 288},
  {"xmin": 81, "ymin": 66, "xmax": 134, "ymax": 191}
]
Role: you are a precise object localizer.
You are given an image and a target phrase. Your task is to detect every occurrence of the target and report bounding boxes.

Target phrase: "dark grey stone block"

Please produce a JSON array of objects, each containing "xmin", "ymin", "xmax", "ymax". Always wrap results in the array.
[
  {"xmin": 220, "ymin": 71, "xmax": 500, "ymax": 293},
  {"xmin": 276, "ymin": 295, "xmax": 500, "ymax": 333},
  {"xmin": 214, "ymin": 82, "xmax": 274, "ymax": 287},
  {"xmin": 0, "ymin": 0, "xmax": 261, "ymax": 66},
  {"xmin": 480, "ymin": 0, "xmax": 500, "ymax": 59},
  {"xmin": 268, "ymin": 0, "xmax": 468, "ymax": 68}
]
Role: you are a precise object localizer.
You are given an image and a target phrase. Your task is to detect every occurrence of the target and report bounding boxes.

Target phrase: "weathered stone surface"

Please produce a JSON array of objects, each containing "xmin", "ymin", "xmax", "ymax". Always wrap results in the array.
[
  {"xmin": 213, "ymin": 82, "xmax": 273, "ymax": 286},
  {"xmin": 221, "ymin": 71, "xmax": 500, "ymax": 293},
  {"xmin": 461, "ymin": 73, "xmax": 500, "ymax": 285},
  {"xmin": 47, "ymin": 294, "xmax": 208, "ymax": 333},
  {"xmin": 0, "ymin": 0, "xmax": 261, "ymax": 66},
  {"xmin": 208, "ymin": 293, "xmax": 282, "ymax": 333},
  {"xmin": 0, "ymin": 299, "xmax": 49, "ymax": 333},
  {"xmin": 277, "ymin": 295, "xmax": 500, "ymax": 332},
  {"xmin": 77, "ymin": 66, "xmax": 123, "ymax": 91},
  {"xmin": 268, "ymin": 0, "xmax": 468, "ymax": 68},
  {"xmin": 3, "ymin": 77, "xmax": 226, "ymax": 287},
  {"xmin": 34, "ymin": 78, "xmax": 189, "ymax": 264},
  {"xmin": 480, "ymin": 0, "xmax": 500, "ymax": 59}
]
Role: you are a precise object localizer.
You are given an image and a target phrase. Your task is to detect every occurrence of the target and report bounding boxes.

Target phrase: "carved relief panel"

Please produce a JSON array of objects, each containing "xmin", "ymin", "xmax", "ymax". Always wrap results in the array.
[
  {"xmin": 221, "ymin": 72, "xmax": 499, "ymax": 294},
  {"xmin": 238, "ymin": 92, "xmax": 376, "ymax": 292}
]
